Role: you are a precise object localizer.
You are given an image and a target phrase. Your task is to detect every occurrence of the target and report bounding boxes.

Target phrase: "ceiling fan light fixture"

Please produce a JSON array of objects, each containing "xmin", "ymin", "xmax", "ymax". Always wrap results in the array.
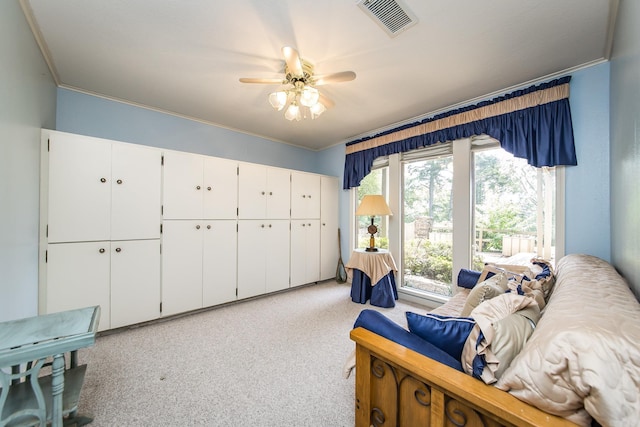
[
  {"xmin": 299, "ymin": 86, "xmax": 320, "ymax": 107},
  {"xmin": 309, "ymin": 102, "xmax": 326, "ymax": 119},
  {"xmin": 284, "ymin": 102, "xmax": 301, "ymax": 121},
  {"xmin": 240, "ymin": 46, "xmax": 355, "ymax": 122},
  {"xmin": 269, "ymin": 91, "xmax": 288, "ymax": 111}
]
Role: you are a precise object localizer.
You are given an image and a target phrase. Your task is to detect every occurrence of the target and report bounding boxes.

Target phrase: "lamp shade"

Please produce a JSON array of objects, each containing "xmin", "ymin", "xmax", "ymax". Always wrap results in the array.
[
  {"xmin": 299, "ymin": 86, "xmax": 320, "ymax": 107},
  {"xmin": 268, "ymin": 91, "xmax": 288, "ymax": 111},
  {"xmin": 355, "ymin": 195, "xmax": 393, "ymax": 216}
]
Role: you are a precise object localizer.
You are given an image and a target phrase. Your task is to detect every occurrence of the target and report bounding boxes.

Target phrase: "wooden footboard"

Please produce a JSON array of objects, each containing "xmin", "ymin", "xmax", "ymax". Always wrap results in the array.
[{"xmin": 350, "ymin": 327, "xmax": 577, "ymax": 427}]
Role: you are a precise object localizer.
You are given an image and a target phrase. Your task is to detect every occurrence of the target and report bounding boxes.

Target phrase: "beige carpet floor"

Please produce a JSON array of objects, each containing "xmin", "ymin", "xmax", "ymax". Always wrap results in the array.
[{"xmin": 75, "ymin": 280, "xmax": 429, "ymax": 426}]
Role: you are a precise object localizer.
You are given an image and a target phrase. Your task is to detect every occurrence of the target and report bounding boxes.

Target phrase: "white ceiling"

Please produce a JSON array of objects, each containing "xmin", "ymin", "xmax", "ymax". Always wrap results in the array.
[{"xmin": 22, "ymin": 0, "xmax": 617, "ymax": 151}]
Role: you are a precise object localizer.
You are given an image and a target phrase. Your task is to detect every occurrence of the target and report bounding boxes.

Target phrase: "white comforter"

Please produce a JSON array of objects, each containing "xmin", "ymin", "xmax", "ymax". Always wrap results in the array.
[{"xmin": 496, "ymin": 254, "xmax": 640, "ymax": 427}]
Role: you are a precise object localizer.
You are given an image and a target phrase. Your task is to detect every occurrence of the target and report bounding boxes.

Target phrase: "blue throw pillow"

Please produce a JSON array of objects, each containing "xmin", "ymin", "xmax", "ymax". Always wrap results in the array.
[
  {"xmin": 353, "ymin": 309, "xmax": 463, "ymax": 371},
  {"xmin": 406, "ymin": 312, "xmax": 475, "ymax": 361},
  {"xmin": 457, "ymin": 268, "xmax": 482, "ymax": 289}
]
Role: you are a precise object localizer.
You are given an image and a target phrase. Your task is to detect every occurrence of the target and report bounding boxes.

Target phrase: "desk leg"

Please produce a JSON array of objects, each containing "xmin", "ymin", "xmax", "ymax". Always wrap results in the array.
[{"xmin": 51, "ymin": 353, "xmax": 65, "ymax": 427}]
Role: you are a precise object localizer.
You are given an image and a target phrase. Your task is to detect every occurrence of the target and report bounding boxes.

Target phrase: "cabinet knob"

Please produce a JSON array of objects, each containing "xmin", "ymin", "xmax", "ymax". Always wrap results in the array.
[
  {"xmin": 115, "ymin": 247, "xmax": 122, "ymax": 253},
  {"xmin": 99, "ymin": 248, "xmax": 105, "ymax": 253},
  {"xmin": 207, "ymin": 225, "xmax": 211, "ymax": 229},
  {"xmin": 116, "ymin": 179, "xmax": 123, "ymax": 185},
  {"xmin": 261, "ymin": 191, "xmax": 266, "ymax": 195},
  {"xmin": 268, "ymin": 224, "xmax": 272, "ymax": 228},
  {"xmin": 302, "ymin": 195, "xmax": 306, "ymax": 198},
  {"xmin": 269, "ymin": 191, "xmax": 273, "ymax": 196},
  {"xmin": 100, "ymin": 178, "xmax": 106, "ymax": 183},
  {"xmin": 196, "ymin": 225, "xmax": 201, "ymax": 229},
  {"xmin": 308, "ymin": 223, "xmax": 312, "ymax": 227},
  {"xmin": 308, "ymin": 195, "xmax": 312, "ymax": 198},
  {"xmin": 196, "ymin": 185, "xmax": 201, "ymax": 190},
  {"xmin": 207, "ymin": 186, "xmax": 212, "ymax": 191},
  {"xmin": 302, "ymin": 223, "xmax": 306, "ymax": 227},
  {"xmin": 322, "ymin": 223, "xmax": 326, "ymax": 226},
  {"xmin": 261, "ymin": 224, "xmax": 265, "ymax": 228}
]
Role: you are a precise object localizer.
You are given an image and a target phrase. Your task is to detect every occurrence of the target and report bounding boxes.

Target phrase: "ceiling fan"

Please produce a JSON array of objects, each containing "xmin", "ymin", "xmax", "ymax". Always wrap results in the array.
[{"xmin": 239, "ymin": 46, "xmax": 356, "ymax": 121}]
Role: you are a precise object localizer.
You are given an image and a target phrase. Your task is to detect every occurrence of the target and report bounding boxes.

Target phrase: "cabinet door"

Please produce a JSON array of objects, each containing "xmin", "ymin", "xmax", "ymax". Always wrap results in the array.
[
  {"xmin": 163, "ymin": 152, "xmax": 204, "ymax": 219},
  {"xmin": 320, "ymin": 176, "xmax": 339, "ymax": 280},
  {"xmin": 203, "ymin": 157, "xmax": 237, "ymax": 219},
  {"xmin": 306, "ymin": 220, "xmax": 321, "ymax": 284},
  {"xmin": 111, "ymin": 144, "xmax": 162, "ymax": 240},
  {"xmin": 290, "ymin": 220, "xmax": 320, "ymax": 287},
  {"xmin": 47, "ymin": 133, "xmax": 111, "ymax": 243},
  {"xmin": 237, "ymin": 220, "xmax": 266, "ymax": 298},
  {"xmin": 265, "ymin": 220, "xmax": 291, "ymax": 293},
  {"xmin": 45, "ymin": 242, "xmax": 111, "ymax": 331},
  {"xmin": 110, "ymin": 240, "xmax": 161, "ymax": 328},
  {"xmin": 291, "ymin": 172, "xmax": 321, "ymax": 219},
  {"xmin": 238, "ymin": 163, "xmax": 267, "ymax": 219},
  {"xmin": 161, "ymin": 221, "xmax": 203, "ymax": 316},
  {"xmin": 203, "ymin": 220, "xmax": 237, "ymax": 306},
  {"xmin": 266, "ymin": 168, "xmax": 291, "ymax": 219},
  {"xmin": 290, "ymin": 220, "xmax": 307, "ymax": 287}
]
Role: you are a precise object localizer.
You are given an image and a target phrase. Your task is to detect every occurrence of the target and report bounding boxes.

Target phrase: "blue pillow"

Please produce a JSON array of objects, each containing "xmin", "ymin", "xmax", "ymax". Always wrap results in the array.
[
  {"xmin": 457, "ymin": 268, "xmax": 482, "ymax": 289},
  {"xmin": 353, "ymin": 309, "xmax": 463, "ymax": 371},
  {"xmin": 405, "ymin": 312, "xmax": 475, "ymax": 361},
  {"xmin": 533, "ymin": 262, "xmax": 552, "ymax": 280}
]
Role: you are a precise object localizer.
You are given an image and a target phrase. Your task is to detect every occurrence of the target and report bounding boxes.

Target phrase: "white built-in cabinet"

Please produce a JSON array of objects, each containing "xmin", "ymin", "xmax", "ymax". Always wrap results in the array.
[
  {"xmin": 291, "ymin": 172, "xmax": 321, "ymax": 219},
  {"xmin": 237, "ymin": 163, "xmax": 292, "ymax": 298},
  {"xmin": 160, "ymin": 221, "xmax": 205, "ymax": 316},
  {"xmin": 163, "ymin": 152, "xmax": 237, "ymax": 220},
  {"xmin": 202, "ymin": 221, "xmax": 238, "ymax": 306},
  {"xmin": 45, "ymin": 132, "xmax": 161, "ymax": 243},
  {"xmin": 40, "ymin": 130, "xmax": 162, "ymax": 331},
  {"xmin": 39, "ymin": 129, "xmax": 339, "ymax": 331},
  {"xmin": 290, "ymin": 220, "xmax": 320, "ymax": 287},
  {"xmin": 110, "ymin": 240, "xmax": 161, "ymax": 328},
  {"xmin": 44, "ymin": 242, "xmax": 111, "ymax": 330},
  {"xmin": 237, "ymin": 220, "xmax": 290, "ymax": 298},
  {"xmin": 320, "ymin": 176, "xmax": 340, "ymax": 280},
  {"xmin": 238, "ymin": 163, "xmax": 290, "ymax": 219},
  {"xmin": 161, "ymin": 220, "xmax": 237, "ymax": 316}
]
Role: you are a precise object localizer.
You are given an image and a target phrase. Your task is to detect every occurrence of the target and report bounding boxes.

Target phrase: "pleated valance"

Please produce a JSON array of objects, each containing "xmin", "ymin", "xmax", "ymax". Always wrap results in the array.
[{"xmin": 343, "ymin": 76, "xmax": 576, "ymax": 189}]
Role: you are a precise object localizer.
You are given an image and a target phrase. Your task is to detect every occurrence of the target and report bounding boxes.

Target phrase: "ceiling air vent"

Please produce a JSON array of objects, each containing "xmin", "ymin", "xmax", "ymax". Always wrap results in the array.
[{"xmin": 357, "ymin": 0, "xmax": 418, "ymax": 38}]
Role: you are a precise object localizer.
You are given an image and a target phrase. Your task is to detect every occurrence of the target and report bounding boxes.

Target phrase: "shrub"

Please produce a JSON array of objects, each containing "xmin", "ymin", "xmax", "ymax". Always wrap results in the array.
[
  {"xmin": 404, "ymin": 240, "xmax": 453, "ymax": 283},
  {"xmin": 405, "ymin": 239, "xmax": 485, "ymax": 284}
]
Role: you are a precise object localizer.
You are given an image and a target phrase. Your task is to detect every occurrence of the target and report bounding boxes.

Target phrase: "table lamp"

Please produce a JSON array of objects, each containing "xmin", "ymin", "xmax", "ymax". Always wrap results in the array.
[{"xmin": 355, "ymin": 195, "xmax": 393, "ymax": 252}]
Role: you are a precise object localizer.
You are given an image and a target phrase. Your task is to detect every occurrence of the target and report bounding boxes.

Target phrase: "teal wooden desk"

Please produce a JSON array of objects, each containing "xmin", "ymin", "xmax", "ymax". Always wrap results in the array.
[{"xmin": 0, "ymin": 306, "xmax": 100, "ymax": 427}]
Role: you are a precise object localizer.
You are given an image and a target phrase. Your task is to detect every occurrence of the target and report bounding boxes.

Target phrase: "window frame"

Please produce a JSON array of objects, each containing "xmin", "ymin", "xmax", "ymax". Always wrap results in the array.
[{"xmin": 350, "ymin": 136, "xmax": 565, "ymax": 305}]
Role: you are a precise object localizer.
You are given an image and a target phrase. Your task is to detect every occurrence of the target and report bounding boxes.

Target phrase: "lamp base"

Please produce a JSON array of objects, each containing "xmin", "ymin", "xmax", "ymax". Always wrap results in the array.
[{"xmin": 366, "ymin": 230, "xmax": 378, "ymax": 252}]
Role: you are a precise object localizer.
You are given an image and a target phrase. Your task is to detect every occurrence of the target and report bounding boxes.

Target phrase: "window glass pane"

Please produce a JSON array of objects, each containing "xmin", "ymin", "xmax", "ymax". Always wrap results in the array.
[
  {"xmin": 473, "ymin": 148, "xmax": 556, "ymax": 266},
  {"xmin": 402, "ymin": 156, "xmax": 454, "ymax": 297},
  {"xmin": 356, "ymin": 167, "xmax": 389, "ymax": 250}
]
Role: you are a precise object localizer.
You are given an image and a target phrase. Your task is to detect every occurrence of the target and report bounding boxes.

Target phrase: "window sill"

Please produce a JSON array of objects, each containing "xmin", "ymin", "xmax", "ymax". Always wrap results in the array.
[{"xmin": 397, "ymin": 287, "xmax": 449, "ymax": 310}]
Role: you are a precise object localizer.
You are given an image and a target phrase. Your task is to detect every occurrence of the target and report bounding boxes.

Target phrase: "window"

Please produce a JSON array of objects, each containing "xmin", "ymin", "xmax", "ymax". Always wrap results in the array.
[
  {"xmin": 355, "ymin": 163, "xmax": 389, "ymax": 250},
  {"xmin": 473, "ymin": 148, "xmax": 556, "ymax": 265},
  {"xmin": 402, "ymin": 150, "xmax": 454, "ymax": 296},
  {"xmin": 354, "ymin": 136, "xmax": 562, "ymax": 301}
]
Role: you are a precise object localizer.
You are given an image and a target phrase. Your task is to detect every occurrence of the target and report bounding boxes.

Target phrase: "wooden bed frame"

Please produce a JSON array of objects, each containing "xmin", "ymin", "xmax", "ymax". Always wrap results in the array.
[{"xmin": 350, "ymin": 327, "xmax": 578, "ymax": 427}]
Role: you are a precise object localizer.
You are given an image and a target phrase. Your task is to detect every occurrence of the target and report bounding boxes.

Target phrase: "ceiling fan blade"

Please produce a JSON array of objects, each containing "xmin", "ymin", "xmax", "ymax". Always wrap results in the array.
[
  {"xmin": 239, "ymin": 77, "xmax": 284, "ymax": 84},
  {"xmin": 319, "ymin": 92, "xmax": 335, "ymax": 109},
  {"xmin": 313, "ymin": 71, "xmax": 356, "ymax": 86},
  {"xmin": 282, "ymin": 46, "xmax": 304, "ymax": 77}
]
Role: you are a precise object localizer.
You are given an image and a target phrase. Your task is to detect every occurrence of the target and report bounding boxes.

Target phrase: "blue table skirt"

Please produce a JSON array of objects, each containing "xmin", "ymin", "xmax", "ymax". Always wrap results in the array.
[{"xmin": 350, "ymin": 269, "xmax": 398, "ymax": 308}]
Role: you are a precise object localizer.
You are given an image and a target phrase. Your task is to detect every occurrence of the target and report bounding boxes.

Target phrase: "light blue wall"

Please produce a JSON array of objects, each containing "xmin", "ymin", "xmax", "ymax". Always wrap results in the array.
[
  {"xmin": 56, "ymin": 88, "xmax": 318, "ymax": 172},
  {"xmin": 610, "ymin": 0, "xmax": 640, "ymax": 298},
  {"xmin": 0, "ymin": 1, "xmax": 57, "ymax": 321},
  {"xmin": 565, "ymin": 63, "xmax": 611, "ymax": 261}
]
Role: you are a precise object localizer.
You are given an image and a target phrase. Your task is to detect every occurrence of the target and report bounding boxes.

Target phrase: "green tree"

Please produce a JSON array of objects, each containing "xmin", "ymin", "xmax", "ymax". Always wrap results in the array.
[{"xmin": 404, "ymin": 157, "xmax": 452, "ymax": 223}]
